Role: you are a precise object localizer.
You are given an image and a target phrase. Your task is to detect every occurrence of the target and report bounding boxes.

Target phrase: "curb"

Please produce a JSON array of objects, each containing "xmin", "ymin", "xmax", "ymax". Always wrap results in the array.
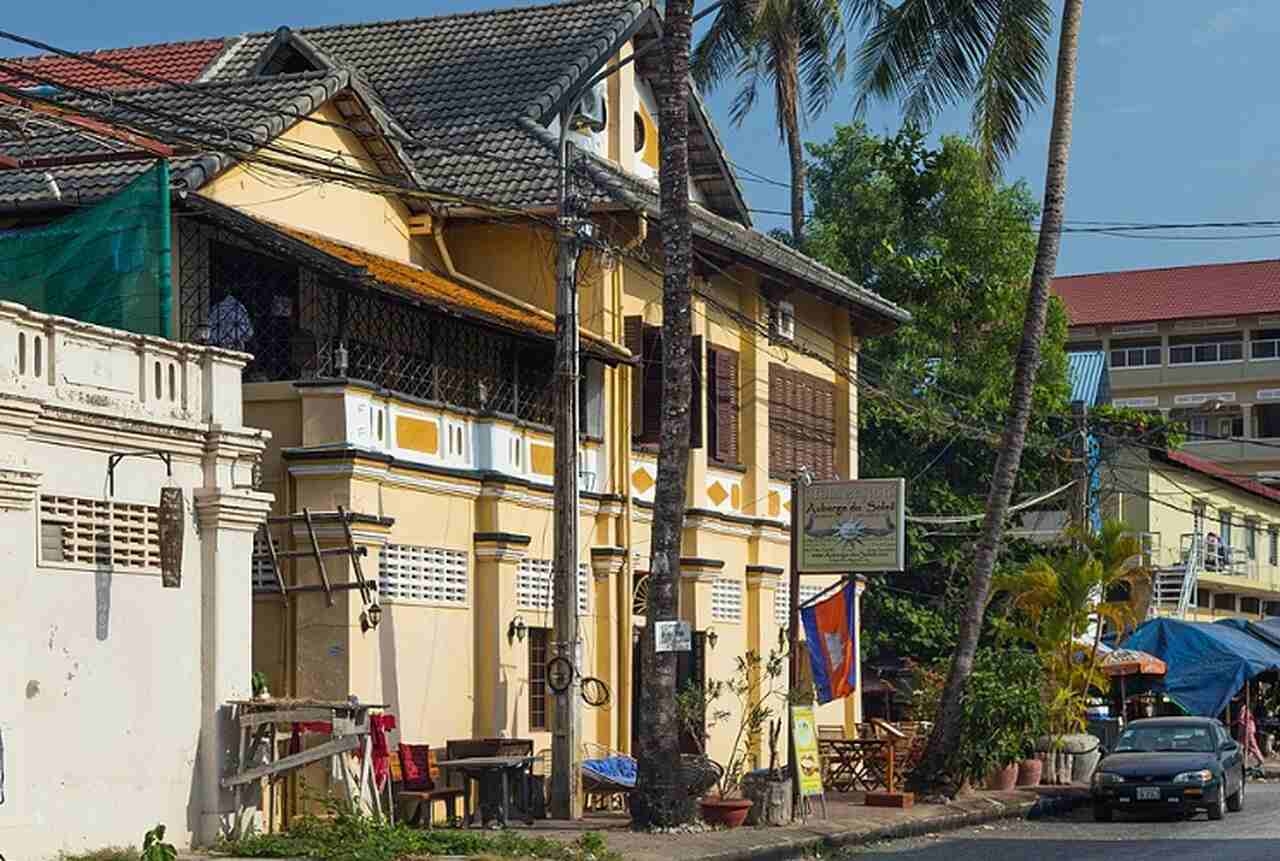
[{"xmin": 681, "ymin": 791, "xmax": 1090, "ymax": 861}]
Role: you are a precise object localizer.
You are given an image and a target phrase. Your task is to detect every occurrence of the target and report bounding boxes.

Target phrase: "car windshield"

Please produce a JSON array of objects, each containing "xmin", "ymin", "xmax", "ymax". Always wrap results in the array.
[{"xmin": 1114, "ymin": 725, "xmax": 1215, "ymax": 754}]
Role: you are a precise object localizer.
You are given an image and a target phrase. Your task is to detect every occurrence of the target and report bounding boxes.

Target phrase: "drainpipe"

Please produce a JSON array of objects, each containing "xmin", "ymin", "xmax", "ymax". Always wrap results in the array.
[{"xmin": 433, "ymin": 222, "xmax": 557, "ymax": 325}]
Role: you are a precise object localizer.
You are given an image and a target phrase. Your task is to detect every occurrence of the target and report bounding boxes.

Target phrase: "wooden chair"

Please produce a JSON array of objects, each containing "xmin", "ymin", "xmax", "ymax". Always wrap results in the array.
[
  {"xmin": 817, "ymin": 724, "xmax": 846, "ymax": 741},
  {"xmin": 391, "ymin": 744, "xmax": 467, "ymax": 828}
]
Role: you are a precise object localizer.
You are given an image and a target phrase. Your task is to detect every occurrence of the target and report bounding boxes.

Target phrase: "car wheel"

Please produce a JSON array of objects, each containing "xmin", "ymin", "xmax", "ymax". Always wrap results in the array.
[
  {"xmin": 1209, "ymin": 788, "xmax": 1227, "ymax": 821},
  {"xmin": 1228, "ymin": 771, "xmax": 1245, "ymax": 812},
  {"xmin": 1093, "ymin": 803, "xmax": 1113, "ymax": 822}
]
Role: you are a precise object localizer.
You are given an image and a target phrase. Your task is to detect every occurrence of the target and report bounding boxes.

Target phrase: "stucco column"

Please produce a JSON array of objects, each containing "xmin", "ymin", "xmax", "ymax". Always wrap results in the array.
[
  {"xmin": 687, "ymin": 290, "xmax": 709, "ymax": 508},
  {"xmin": 738, "ymin": 289, "xmax": 771, "ymax": 516},
  {"xmin": 1242, "ymin": 403, "xmax": 1255, "ymax": 438},
  {"xmin": 835, "ymin": 320, "xmax": 860, "ymax": 480},
  {"xmin": 193, "ymin": 487, "xmax": 273, "ymax": 845},
  {"xmin": 745, "ymin": 566, "xmax": 782, "ymax": 764},
  {"xmin": 590, "ymin": 547, "xmax": 625, "ymax": 748},
  {"xmin": 473, "ymin": 532, "xmax": 531, "ymax": 738},
  {"xmin": 678, "ymin": 557, "xmax": 723, "ymax": 632}
]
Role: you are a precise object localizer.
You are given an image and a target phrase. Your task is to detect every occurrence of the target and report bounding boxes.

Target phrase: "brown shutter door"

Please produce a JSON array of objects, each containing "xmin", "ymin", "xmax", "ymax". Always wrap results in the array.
[
  {"xmin": 625, "ymin": 316, "xmax": 644, "ymax": 442},
  {"xmin": 642, "ymin": 324, "xmax": 663, "ymax": 444},
  {"xmin": 711, "ymin": 347, "xmax": 739, "ymax": 464},
  {"xmin": 768, "ymin": 364, "xmax": 783, "ymax": 478},
  {"xmin": 705, "ymin": 348, "xmax": 720, "ymax": 458},
  {"xmin": 690, "ymin": 335, "xmax": 704, "ymax": 449}
]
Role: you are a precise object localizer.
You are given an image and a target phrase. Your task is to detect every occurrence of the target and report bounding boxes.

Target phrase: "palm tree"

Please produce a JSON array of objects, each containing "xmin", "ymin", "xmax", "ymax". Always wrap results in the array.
[
  {"xmin": 850, "ymin": 0, "xmax": 1085, "ymax": 794},
  {"xmin": 693, "ymin": 0, "xmax": 849, "ymax": 242},
  {"xmin": 633, "ymin": 0, "xmax": 699, "ymax": 829}
]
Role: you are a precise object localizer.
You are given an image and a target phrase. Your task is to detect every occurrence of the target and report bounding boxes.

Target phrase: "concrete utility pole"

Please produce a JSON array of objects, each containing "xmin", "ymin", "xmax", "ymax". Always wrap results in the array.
[
  {"xmin": 1071, "ymin": 400, "xmax": 1089, "ymax": 534},
  {"xmin": 551, "ymin": 111, "xmax": 586, "ymax": 821}
]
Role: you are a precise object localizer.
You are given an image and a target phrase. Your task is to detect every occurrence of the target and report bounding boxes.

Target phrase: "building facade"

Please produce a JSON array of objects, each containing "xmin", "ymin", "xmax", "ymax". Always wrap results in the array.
[
  {"xmin": 0, "ymin": 0, "xmax": 909, "ymax": 824},
  {"xmin": 1055, "ymin": 260, "xmax": 1280, "ymax": 483},
  {"xmin": 0, "ymin": 301, "xmax": 271, "ymax": 857}
]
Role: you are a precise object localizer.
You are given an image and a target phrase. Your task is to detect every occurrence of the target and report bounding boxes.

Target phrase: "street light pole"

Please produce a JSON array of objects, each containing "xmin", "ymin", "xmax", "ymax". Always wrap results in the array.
[{"xmin": 551, "ymin": 106, "xmax": 585, "ymax": 821}]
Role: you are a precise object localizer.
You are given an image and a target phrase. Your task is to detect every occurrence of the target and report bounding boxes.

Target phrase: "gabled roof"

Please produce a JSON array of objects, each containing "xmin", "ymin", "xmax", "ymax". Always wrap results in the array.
[
  {"xmin": 1054, "ymin": 259, "xmax": 1280, "ymax": 327},
  {"xmin": 0, "ymin": 70, "xmax": 418, "ymax": 208},
  {"xmin": 1155, "ymin": 448, "xmax": 1280, "ymax": 507},
  {"xmin": 0, "ymin": 39, "xmax": 229, "ymax": 91}
]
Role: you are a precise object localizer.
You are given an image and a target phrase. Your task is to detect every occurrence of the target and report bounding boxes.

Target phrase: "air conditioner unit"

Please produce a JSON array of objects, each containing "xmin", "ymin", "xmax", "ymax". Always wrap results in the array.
[
  {"xmin": 570, "ymin": 81, "xmax": 607, "ymax": 133},
  {"xmin": 770, "ymin": 300, "xmax": 795, "ymax": 341}
]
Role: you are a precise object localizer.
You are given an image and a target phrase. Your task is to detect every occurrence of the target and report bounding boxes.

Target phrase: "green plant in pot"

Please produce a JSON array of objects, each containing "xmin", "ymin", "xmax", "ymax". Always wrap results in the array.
[{"xmin": 677, "ymin": 649, "xmax": 786, "ymax": 828}]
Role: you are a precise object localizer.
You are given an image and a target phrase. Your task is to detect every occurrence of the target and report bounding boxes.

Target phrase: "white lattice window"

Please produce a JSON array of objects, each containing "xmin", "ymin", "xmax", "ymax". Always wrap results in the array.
[
  {"xmin": 252, "ymin": 531, "xmax": 278, "ymax": 593},
  {"xmin": 39, "ymin": 494, "xmax": 160, "ymax": 572},
  {"xmin": 516, "ymin": 558, "xmax": 589, "ymax": 614},
  {"xmin": 379, "ymin": 545, "xmax": 469, "ymax": 605},
  {"xmin": 774, "ymin": 580, "xmax": 825, "ymax": 626},
  {"xmin": 712, "ymin": 577, "xmax": 743, "ymax": 622}
]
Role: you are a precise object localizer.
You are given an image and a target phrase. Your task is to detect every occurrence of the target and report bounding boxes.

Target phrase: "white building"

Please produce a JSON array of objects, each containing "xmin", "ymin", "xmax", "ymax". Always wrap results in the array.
[{"xmin": 0, "ymin": 301, "xmax": 272, "ymax": 858}]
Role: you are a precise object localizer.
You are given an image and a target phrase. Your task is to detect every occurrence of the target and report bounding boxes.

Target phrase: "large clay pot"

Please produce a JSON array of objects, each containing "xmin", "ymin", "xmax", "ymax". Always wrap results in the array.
[
  {"xmin": 699, "ymin": 796, "xmax": 754, "ymax": 829},
  {"xmin": 1016, "ymin": 758, "xmax": 1043, "ymax": 787},
  {"xmin": 985, "ymin": 762, "xmax": 1019, "ymax": 792}
]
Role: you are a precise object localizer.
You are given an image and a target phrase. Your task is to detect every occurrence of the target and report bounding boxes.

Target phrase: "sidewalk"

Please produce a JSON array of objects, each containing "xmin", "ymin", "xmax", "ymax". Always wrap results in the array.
[{"xmin": 524, "ymin": 786, "xmax": 1089, "ymax": 861}]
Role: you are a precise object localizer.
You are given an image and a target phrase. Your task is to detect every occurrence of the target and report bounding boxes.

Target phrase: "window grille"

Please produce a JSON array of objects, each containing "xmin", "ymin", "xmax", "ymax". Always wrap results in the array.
[
  {"xmin": 39, "ymin": 495, "xmax": 160, "ymax": 571},
  {"xmin": 529, "ymin": 627, "xmax": 550, "ymax": 731},
  {"xmin": 711, "ymin": 577, "xmax": 743, "ymax": 622},
  {"xmin": 775, "ymin": 580, "xmax": 826, "ymax": 626},
  {"xmin": 252, "ymin": 531, "xmax": 277, "ymax": 592},
  {"xmin": 378, "ymin": 545, "xmax": 468, "ymax": 605},
  {"xmin": 516, "ymin": 558, "xmax": 589, "ymax": 614}
]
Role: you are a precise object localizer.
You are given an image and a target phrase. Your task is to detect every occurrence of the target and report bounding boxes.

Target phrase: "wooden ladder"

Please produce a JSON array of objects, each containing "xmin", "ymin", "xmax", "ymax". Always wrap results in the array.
[{"xmin": 255, "ymin": 505, "xmax": 371, "ymax": 608}]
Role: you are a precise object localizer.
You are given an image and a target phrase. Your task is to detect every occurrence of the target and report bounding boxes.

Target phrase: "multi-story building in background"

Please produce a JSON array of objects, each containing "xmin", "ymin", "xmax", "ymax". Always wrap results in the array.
[{"xmin": 1055, "ymin": 260, "xmax": 1280, "ymax": 483}]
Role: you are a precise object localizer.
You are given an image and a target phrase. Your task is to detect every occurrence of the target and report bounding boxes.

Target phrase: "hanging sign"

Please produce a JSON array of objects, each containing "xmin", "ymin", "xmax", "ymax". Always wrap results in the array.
[
  {"xmin": 790, "ymin": 704, "xmax": 825, "ymax": 797},
  {"xmin": 654, "ymin": 620, "xmax": 692, "ymax": 652},
  {"xmin": 158, "ymin": 486, "xmax": 185, "ymax": 588},
  {"xmin": 796, "ymin": 478, "xmax": 905, "ymax": 573}
]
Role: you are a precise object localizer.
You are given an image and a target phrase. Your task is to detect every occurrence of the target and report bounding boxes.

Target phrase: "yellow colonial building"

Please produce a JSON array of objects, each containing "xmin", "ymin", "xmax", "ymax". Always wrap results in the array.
[{"xmin": 0, "ymin": 0, "xmax": 908, "ymax": 799}]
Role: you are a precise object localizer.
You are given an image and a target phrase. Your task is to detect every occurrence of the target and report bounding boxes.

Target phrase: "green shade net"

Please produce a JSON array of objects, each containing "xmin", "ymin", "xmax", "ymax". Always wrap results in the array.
[{"xmin": 0, "ymin": 160, "xmax": 172, "ymax": 337}]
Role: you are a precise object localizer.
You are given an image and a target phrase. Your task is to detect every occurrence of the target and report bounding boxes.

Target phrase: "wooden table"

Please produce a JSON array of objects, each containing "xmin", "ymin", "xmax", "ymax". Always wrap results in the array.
[
  {"xmin": 818, "ymin": 738, "xmax": 892, "ymax": 792},
  {"xmin": 436, "ymin": 755, "xmax": 535, "ymax": 828}
]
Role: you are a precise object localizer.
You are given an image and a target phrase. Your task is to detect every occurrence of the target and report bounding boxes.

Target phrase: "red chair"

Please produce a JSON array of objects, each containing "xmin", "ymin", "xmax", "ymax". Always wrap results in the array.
[{"xmin": 392, "ymin": 744, "xmax": 467, "ymax": 828}]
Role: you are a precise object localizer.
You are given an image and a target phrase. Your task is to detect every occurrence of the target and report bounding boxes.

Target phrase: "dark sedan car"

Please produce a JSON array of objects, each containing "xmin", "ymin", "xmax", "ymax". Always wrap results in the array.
[{"xmin": 1091, "ymin": 717, "xmax": 1246, "ymax": 821}]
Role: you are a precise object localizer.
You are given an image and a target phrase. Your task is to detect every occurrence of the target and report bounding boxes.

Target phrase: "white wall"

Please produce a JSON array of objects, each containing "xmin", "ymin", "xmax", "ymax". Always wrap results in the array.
[{"xmin": 0, "ymin": 301, "xmax": 271, "ymax": 859}]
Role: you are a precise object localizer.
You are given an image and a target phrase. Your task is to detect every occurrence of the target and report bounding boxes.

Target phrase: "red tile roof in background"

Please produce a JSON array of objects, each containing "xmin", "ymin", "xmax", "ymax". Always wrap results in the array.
[
  {"xmin": 0, "ymin": 39, "xmax": 227, "ymax": 92},
  {"xmin": 1157, "ymin": 449, "xmax": 1280, "ymax": 506},
  {"xmin": 1053, "ymin": 259, "xmax": 1280, "ymax": 326}
]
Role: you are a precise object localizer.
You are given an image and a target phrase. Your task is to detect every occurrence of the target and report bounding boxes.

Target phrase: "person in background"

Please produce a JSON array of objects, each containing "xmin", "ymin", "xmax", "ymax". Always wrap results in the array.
[
  {"xmin": 1235, "ymin": 694, "xmax": 1265, "ymax": 770},
  {"xmin": 1205, "ymin": 532, "xmax": 1221, "ymax": 571}
]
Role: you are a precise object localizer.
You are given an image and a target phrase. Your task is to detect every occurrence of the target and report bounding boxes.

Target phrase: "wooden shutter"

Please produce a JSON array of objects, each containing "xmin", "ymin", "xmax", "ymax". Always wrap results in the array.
[
  {"xmin": 689, "ymin": 335, "xmax": 703, "ymax": 450},
  {"xmin": 768, "ymin": 364, "xmax": 834, "ymax": 479},
  {"xmin": 641, "ymin": 324, "xmax": 663, "ymax": 444},
  {"xmin": 708, "ymin": 346, "xmax": 739, "ymax": 464},
  {"xmin": 625, "ymin": 315, "xmax": 644, "ymax": 442}
]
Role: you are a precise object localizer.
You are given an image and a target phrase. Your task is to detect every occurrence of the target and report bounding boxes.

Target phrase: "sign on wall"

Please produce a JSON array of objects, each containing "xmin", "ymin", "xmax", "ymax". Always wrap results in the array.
[{"xmin": 796, "ymin": 479, "xmax": 905, "ymax": 573}]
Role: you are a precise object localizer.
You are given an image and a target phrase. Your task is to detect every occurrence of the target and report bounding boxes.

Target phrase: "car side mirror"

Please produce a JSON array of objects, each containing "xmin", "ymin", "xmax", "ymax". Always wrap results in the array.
[{"xmin": 1221, "ymin": 741, "xmax": 1239, "ymax": 753}]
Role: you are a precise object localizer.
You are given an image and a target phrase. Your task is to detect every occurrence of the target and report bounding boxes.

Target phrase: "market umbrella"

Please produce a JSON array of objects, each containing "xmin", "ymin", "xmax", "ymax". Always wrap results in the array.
[{"xmin": 1103, "ymin": 649, "xmax": 1167, "ymax": 678}]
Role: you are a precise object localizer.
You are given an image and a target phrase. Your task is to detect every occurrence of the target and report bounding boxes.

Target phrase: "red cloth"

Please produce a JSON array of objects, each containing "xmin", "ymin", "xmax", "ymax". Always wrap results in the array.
[
  {"xmin": 369, "ymin": 714, "xmax": 397, "ymax": 791},
  {"xmin": 288, "ymin": 721, "xmax": 334, "ymax": 755},
  {"xmin": 398, "ymin": 743, "xmax": 434, "ymax": 791}
]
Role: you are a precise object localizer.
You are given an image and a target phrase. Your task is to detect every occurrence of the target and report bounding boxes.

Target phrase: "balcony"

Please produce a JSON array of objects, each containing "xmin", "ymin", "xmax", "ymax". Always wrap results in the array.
[{"xmin": 1182, "ymin": 436, "xmax": 1280, "ymax": 465}]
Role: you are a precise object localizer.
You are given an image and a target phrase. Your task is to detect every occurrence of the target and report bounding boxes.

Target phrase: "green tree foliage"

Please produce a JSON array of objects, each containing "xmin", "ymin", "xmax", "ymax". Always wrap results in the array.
[{"xmin": 804, "ymin": 124, "xmax": 1071, "ymax": 664}]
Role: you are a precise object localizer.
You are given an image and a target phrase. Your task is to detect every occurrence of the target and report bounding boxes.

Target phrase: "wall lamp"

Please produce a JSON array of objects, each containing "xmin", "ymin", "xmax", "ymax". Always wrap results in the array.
[
  {"xmin": 360, "ymin": 601, "xmax": 383, "ymax": 633},
  {"xmin": 707, "ymin": 627, "xmax": 719, "ymax": 650},
  {"xmin": 508, "ymin": 614, "xmax": 528, "ymax": 644}
]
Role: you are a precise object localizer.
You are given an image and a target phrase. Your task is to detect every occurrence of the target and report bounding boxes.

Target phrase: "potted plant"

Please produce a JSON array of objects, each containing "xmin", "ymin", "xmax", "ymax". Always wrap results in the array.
[{"xmin": 677, "ymin": 649, "xmax": 786, "ymax": 828}]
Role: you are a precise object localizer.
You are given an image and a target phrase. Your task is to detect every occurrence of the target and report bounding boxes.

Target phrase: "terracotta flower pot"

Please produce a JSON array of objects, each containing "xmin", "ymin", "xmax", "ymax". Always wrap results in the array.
[
  {"xmin": 699, "ymin": 796, "xmax": 754, "ymax": 829},
  {"xmin": 1016, "ymin": 757, "xmax": 1043, "ymax": 787},
  {"xmin": 985, "ymin": 762, "xmax": 1019, "ymax": 792}
]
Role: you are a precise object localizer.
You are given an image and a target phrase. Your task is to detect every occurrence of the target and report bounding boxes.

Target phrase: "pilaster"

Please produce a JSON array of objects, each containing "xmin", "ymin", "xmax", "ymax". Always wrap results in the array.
[
  {"xmin": 473, "ymin": 531, "xmax": 531, "ymax": 737},
  {"xmin": 678, "ymin": 556, "xmax": 724, "ymax": 631},
  {"xmin": 590, "ymin": 547, "xmax": 625, "ymax": 747}
]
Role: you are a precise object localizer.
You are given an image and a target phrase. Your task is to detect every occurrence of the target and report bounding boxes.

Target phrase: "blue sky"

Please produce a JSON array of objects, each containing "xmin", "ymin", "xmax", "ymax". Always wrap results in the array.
[{"xmin": 7, "ymin": 0, "xmax": 1280, "ymax": 275}]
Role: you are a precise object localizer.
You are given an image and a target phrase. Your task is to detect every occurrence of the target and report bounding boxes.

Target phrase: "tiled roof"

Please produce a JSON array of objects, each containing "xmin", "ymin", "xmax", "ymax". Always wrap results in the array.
[
  {"xmin": 0, "ymin": 39, "xmax": 228, "ymax": 91},
  {"xmin": 0, "ymin": 71, "xmax": 351, "ymax": 208},
  {"xmin": 1053, "ymin": 260, "xmax": 1280, "ymax": 326},
  {"xmin": 1156, "ymin": 448, "xmax": 1280, "ymax": 507}
]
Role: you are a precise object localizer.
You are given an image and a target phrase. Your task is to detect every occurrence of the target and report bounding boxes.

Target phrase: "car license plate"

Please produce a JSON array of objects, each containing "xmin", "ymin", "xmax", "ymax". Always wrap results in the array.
[{"xmin": 1136, "ymin": 787, "xmax": 1161, "ymax": 801}]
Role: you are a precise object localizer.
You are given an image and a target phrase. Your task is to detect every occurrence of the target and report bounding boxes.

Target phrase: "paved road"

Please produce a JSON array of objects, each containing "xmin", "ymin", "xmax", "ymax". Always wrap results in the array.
[{"xmin": 843, "ymin": 782, "xmax": 1280, "ymax": 861}]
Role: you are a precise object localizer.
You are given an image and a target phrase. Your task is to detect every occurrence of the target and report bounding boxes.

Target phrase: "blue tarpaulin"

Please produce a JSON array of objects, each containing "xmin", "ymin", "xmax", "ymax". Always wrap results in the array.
[
  {"xmin": 1121, "ymin": 617, "xmax": 1280, "ymax": 716},
  {"xmin": 1215, "ymin": 617, "xmax": 1280, "ymax": 652}
]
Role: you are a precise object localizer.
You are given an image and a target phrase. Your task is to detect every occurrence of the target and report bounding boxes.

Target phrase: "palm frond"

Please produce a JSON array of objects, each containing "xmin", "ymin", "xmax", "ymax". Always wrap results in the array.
[
  {"xmin": 970, "ymin": 0, "xmax": 1050, "ymax": 171},
  {"xmin": 691, "ymin": 0, "xmax": 760, "ymax": 92}
]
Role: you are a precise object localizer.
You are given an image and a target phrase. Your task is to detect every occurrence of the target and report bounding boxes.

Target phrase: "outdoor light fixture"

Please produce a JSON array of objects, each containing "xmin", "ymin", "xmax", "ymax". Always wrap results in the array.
[
  {"xmin": 334, "ymin": 342, "xmax": 349, "ymax": 377},
  {"xmin": 508, "ymin": 614, "xmax": 528, "ymax": 644},
  {"xmin": 361, "ymin": 601, "xmax": 383, "ymax": 633},
  {"xmin": 707, "ymin": 628, "xmax": 719, "ymax": 649}
]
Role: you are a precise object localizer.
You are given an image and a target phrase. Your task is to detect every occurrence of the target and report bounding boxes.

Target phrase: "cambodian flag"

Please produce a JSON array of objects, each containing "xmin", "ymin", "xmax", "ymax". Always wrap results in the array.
[{"xmin": 800, "ymin": 579, "xmax": 858, "ymax": 705}]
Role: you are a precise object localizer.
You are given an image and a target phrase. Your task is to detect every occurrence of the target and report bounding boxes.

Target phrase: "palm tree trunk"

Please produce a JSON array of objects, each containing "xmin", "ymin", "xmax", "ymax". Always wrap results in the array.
[
  {"xmin": 907, "ymin": 0, "xmax": 1084, "ymax": 795},
  {"xmin": 778, "ymin": 35, "xmax": 806, "ymax": 243},
  {"xmin": 633, "ymin": 0, "xmax": 698, "ymax": 829}
]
